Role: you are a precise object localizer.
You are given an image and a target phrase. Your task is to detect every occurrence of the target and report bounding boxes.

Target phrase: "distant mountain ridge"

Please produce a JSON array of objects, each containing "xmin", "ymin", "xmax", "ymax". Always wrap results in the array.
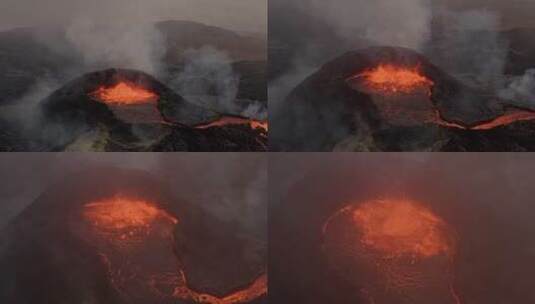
[{"xmin": 0, "ymin": 20, "xmax": 266, "ymax": 104}]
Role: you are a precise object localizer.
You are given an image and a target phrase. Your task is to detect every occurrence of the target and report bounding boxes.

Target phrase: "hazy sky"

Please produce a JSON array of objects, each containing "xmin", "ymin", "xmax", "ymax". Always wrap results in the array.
[
  {"xmin": 436, "ymin": 0, "xmax": 535, "ymax": 29},
  {"xmin": 0, "ymin": 0, "xmax": 267, "ymax": 33}
]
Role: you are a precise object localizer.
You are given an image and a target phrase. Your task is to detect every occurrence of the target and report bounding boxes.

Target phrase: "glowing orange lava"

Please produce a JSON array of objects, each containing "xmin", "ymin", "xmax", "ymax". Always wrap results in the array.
[
  {"xmin": 433, "ymin": 109, "xmax": 535, "ymax": 130},
  {"xmin": 91, "ymin": 81, "xmax": 158, "ymax": 105},
  {"xmin": 471, "ymin": 110, "xmax": 535, "ymax": 130},
  {"xmin": 353, "ymin": 199, "xmax": 452, "ymax": 258},
  {"xmin": 83, "ymin": 196, "xmax": 178, "ymax": 238},
  {"xmin": 195, "ymin": 117, "xmax": 268, "ymax": 132},
  {"xmin": 355, "ymin": 65, "xmax": 434, "ymax": 94},
  {"xmin": 173, "ymin": 272, "xmax": 268, "ymax": 304}
]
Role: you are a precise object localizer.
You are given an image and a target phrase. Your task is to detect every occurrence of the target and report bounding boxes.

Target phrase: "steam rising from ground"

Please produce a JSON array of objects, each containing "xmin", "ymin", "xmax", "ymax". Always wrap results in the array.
[
  {"xmin": 500, "ymin": 69, "xmax": 535, "ymax": 102},
  {"xmin": 66, "ymin": 19, "xmax": 165, "ymax": 75},
  {"xmin": 171, "ymin": 47, "xmax": 239, "ymax": 113},
  {"xmin": 430, "ymin": 9, "xmax": 508, "ymax": 87},
  {"xmin": 170, "ymin": 47, "xmax": 267, "ymax": 119}
]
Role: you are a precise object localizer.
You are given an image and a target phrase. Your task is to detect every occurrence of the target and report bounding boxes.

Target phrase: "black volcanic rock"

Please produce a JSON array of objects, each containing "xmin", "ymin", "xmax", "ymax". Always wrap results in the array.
[
  {"xmin": 153, "ymin": 125, "xmax": 267, "ymax": 152},
  {"xmin": 272, "ymin": 46, "xmax": 535, "ymax": 152},
  {"xmin": 0, "ymin": 168, "xmax": 266, "ymax": 304}
]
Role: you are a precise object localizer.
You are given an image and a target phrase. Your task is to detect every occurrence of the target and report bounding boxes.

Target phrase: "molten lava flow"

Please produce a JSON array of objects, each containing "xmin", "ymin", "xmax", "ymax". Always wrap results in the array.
[
  {"xmin": 433, "ymin": 109, "xmax": 535, "ymax": 130},
  {"xmin": 173, "ymin": 272, "xmax": 268, "ymax": 304},
  {"xmin": 83, "ymin": 196, "xmax": 178, "ymax": 240},
  {"xmin": 323, "ymin": 199, "xmax": 461, "ymax": 303},
  {"xmin": 195, "ymin": 116, "xmax": 268, "ymax": 133},
  {"xmin": 91, "ymin": 81, "xmax": 158, "ymax": 105},
  {"xmin": 471, "ymin": 111, "xmax": 535, "ymax": 130},
  {"xmin": 353, "ymin": 199, "xmax": 451, "ymax": 258},
  {"xmin": 354, "ymin": 65, "xmax": 434, "ymax": 94}
]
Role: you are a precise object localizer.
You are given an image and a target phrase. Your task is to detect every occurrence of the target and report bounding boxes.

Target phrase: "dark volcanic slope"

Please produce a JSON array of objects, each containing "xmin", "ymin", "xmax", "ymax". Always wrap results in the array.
[
  {"xmin": 0, "ymin": 168, "xmax": 267, "ymax": 304},
  {"xmin": 272, "ymin": 46, "xmax": 535, "ymax": 152}
]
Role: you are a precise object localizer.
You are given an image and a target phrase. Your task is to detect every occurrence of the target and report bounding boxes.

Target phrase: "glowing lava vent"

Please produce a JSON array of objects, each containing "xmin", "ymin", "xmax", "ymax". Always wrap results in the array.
[
  {"xmin": 91, "ymin": 81, "xmax": 158, "ymax": 105},
  {"xmin": 351, "ymin": 65, "xmax": 434, "ymax": 95},
  {"xmin": 83, "ymin": 196, "xmax": 177, "ymax": 240},
  {"xmin": 353, "ymin": 199, "xmax": 452, "ymax": 258}
]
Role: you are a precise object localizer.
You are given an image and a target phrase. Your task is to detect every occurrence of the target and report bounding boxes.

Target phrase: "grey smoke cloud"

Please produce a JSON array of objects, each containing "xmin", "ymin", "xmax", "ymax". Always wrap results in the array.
[
  {"xmin": 500, "ymin": 69, "xmax": 535, "ymax": 102},
  {"xmin": 310, "ymin": 0, "xmax": 432, "ymax": 51},
  {"xmin": 171, "ymin": 47, "xmax": 240, "ymax": 113},
  {"xmin": 65, "ymin": 18, "xmax": 165, "ymax": 75},
  {"xmin": 429, "ymin": 8, "xmax": 509, "ymax": 86}
]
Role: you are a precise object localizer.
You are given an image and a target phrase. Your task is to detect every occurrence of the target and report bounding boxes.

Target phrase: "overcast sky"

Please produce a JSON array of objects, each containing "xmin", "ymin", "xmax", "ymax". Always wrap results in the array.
[
  {"xmin": 0, "ymin": 0, "xmax": 267, "ymax": 33},
  {"xmin": 435, "ymin": 0, "xmax": 535, "ymax": 29}
]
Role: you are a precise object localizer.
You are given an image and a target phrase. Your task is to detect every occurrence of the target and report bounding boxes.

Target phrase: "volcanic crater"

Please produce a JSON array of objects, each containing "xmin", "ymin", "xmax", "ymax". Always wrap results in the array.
[
  {"xmin": 10, "ymin": 68, "xmax": 267, "ymax": 152},
  {"xmin": 0, "ymin": 168, "xmax": 267, "ymax": 304},
  {"xmin": 273, "ymin": 46, "xmax": 535, "ymax": 151}
]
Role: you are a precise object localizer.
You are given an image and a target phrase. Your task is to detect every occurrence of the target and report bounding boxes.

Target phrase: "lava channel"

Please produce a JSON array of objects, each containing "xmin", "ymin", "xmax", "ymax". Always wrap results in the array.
[
  {"xmin": 435, "ymin": 109, "xmax": 535, "ymax": 131},
  {"xmin": 173, "ymin": 272, "xmax": 268, "ymax": 304},
  {"xmin": 91, "ymin": 81, "xmax": 159, "ymax": 105},
  {"xmin": 195, "ymin": 116, "xmax": 268, "ymax": 133}
]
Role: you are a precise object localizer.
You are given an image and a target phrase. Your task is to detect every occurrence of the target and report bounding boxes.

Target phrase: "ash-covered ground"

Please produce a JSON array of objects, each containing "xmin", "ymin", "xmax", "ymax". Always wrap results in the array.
[
  {"xmin": 0, "ymin": 153, "xmax": 267, "ymax": 304},
  {"xmin": 269, "ymin": 0, "xmax": 535, "ymax": 151},
  {"xmin": 270, "ymin": 153, "xmax": 535, "ymax": 304},
  {"xmin": 0, "ymin": 0, "xmax": 267, "ymax": 151}
]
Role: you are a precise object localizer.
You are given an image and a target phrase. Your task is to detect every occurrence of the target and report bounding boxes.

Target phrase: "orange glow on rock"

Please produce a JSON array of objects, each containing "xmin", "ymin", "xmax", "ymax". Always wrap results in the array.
[
  {"xmin": 91, "ymin": 82, "xmax": 158, "ymax": 105},
  {"xmin": 173, "ymin": 272, "xmax": 268, "ymax": 304},
  {"xmin": 355, "ymin": 65, "xmax": 434, "ymax": 94},
  {"xmin": 353, "ymin": 199, "xmax": 452, "ymax": 258},
  {"xmin": 83, "ymin": 196, "xmax": 177, "ymax": 238},
  {"xmin": 195, "ymin": 116, "xmax": 268, "ymax": 132}
]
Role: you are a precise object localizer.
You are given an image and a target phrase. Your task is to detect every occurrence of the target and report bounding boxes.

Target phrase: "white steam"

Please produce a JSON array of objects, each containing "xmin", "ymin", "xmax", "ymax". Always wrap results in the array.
[
  {"xmin": 171, "ymin": 46, "xmax": 239, "ymax": 112},
  {"xmin": 66, "ymin": 18, "xmax": 165, "ymax": 75},
  {"xmin": 169, "ymin": 46, "xmax": 266, "ymax": 119},
  {"xmin": 310, "ymin": 0, "xmax": 432, "ymax": 51},
  {"xmin": 430, "ymin": 9, "xmax": 508, "ymax": 87},
  {"xmin": 499, "ymin": 69, "xmax": 535, "ymax": 102}
]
